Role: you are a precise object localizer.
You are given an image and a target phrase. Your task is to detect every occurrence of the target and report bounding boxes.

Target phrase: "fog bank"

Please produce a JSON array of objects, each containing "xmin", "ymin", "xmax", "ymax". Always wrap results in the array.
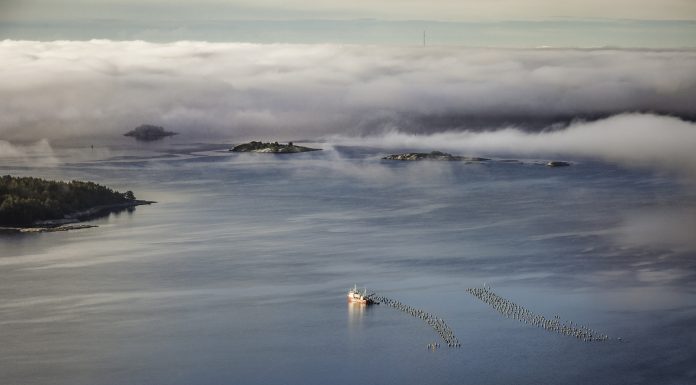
[
  {"xmin": 1, "ymin": 40, "xmax": 695, "ymax": 141},
  {"xmin": 332, "ymin": 114, "xmax": 696, "ymax": 178}
]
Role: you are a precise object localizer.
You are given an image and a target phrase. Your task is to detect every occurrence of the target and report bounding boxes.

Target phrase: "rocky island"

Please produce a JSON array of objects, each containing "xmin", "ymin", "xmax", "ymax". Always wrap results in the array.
[
  {"xmin": 0, "ymin": 175, "xmax": 153, "ymax": 233},
  {"xmin": 124, "ymin": 124, "xmax": 178, "ymax": 141},
  {"xmin": 230, "ymin": 141, "xmax": 321, "ymax": 153},
  {"xmin": 383, "ymin": 151, "xmax": 490, "ymax": 162}
]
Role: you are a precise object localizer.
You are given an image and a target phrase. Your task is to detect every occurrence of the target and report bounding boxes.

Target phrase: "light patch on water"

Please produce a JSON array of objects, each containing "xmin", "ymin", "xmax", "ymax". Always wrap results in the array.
[{"xmin": 636, "ymin": 268, "xmax": 691, "ymax": 284}]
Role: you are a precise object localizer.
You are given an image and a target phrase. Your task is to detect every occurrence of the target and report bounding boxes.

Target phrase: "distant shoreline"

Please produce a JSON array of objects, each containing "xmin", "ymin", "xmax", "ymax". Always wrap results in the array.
[{"xmin": 0, "ymin": 200, "xmax": 154, "ymax": 233}]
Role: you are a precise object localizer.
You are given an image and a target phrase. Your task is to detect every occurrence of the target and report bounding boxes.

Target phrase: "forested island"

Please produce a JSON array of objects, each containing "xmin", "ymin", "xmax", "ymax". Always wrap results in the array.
[
  {"xmin": 124, "ymin": 124, "xmax": 178, "ymax": 141},
  {"xmin": 230, "ymin": 141, "xmax": 321, "ymax": 153},
  {"xmin": 0, "ymin": 175, "xmax": 151, "ymax": 231}
]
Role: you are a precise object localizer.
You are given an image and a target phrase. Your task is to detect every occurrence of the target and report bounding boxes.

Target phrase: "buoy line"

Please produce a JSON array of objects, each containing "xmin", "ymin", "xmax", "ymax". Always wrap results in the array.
[
  {"xmin": 370, "ymin": 294, "xmax": 461, "ymax": 348},
  {"xmin": 467, "ymin": 285, "xmax": 617, "ymax": 342}
]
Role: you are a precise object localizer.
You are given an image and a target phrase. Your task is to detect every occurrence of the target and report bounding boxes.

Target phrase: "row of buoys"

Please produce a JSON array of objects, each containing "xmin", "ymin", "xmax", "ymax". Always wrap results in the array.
[
  {"xmin": 466, "ymin": 285, "xmax": 616, "ymax": 342},
  {"xmin": 370, "ymin": 294, "xmax": 461, "ymax": 348}
]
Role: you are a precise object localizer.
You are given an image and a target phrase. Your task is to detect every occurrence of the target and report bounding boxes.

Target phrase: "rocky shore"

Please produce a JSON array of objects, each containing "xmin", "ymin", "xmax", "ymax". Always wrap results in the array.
[
  {"xmin": 0, "ymin": 200, "xmax": 154, "ymax": 233},
  {"xmin": 0, "ymin": 224, "xmax": 98, "ymax": 234}
]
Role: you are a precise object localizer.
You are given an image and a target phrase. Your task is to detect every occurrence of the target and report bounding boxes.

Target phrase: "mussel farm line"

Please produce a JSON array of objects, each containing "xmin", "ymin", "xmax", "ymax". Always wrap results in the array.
[
  {"xmin": 370, "ymin": 294, "xmax": 461, "ymax": 348},
  {"xmin": 466, "ymin": 285, "xmax": 616, "ymax": 342}
]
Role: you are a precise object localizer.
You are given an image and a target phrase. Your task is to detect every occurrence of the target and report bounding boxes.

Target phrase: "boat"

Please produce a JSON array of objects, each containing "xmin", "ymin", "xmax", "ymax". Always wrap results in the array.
[{"xmin": 347, "ymin": 284, "xmax": 376, "ymax": 305}]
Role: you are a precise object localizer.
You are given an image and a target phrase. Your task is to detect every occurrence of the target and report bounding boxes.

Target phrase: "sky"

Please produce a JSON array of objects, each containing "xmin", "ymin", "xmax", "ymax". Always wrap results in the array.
[
  {"xmin": 3, "ymin": 0, "xmax": 695, "ymax": 21},
  {"xmin": 1, "ymin": 0, "xmax": 695, "ymax": 46}
]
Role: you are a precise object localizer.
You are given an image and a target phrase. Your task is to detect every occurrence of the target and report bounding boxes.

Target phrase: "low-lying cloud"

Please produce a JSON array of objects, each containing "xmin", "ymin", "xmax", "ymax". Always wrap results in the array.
[
  {"xmin": 1, "ymin": 40, "xmax": 695, "ymax": 142},
  {"xmin": 331, "ymin": 113, "xmax": 696, "ymax": 178},
  {"xmin": 0, "ymin": 138, "xmax": 58, "ymax": 167},
  {"xmin": 616, "ymin": 207, "xmax": 696, "ymax": 253}
]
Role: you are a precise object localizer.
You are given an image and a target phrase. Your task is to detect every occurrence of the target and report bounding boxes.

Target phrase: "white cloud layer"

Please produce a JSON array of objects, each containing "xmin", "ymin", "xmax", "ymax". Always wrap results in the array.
[
  {"xmin": 0, "ymin": 139, "xmax": 58, "ymax": 167},
  {"xmin": 2, "ymin": 40, "xmax": 696, "ymax": 178},
  {"xmin": 331, "ymin": 114, "xmax": 696, "ymax": 177},
  {"xmin": 1, "ymin": 40, "xmax": 695, "ymax": 143}
]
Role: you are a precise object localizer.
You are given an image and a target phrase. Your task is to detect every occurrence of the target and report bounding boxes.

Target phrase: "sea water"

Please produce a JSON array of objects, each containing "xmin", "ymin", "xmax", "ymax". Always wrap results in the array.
[{"xmin": 1, "ymin": 142, "xmax": 695, "ymax": 385}]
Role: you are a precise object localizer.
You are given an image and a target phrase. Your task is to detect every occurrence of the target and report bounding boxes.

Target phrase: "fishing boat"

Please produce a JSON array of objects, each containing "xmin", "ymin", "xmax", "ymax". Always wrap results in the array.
[{"xmin": 347, "ymin": 284, "xmax": 376, "ymax": 305}]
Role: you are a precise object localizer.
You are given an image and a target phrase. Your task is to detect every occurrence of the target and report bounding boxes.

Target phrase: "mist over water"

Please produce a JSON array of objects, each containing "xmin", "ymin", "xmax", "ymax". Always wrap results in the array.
[{"xmin": 1, "ymin": 142, "xmax": 695, "ymax": 385}]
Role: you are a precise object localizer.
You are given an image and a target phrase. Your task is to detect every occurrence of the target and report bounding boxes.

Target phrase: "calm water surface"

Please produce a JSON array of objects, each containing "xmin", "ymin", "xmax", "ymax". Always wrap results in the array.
[{"xmin": 1, "ymin": 142, "xmax": 695, "ymax": 385}]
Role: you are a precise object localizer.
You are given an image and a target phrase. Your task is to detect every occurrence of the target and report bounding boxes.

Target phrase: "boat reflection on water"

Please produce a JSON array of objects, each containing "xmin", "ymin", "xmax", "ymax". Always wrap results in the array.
[
  {"xmin": 347, "ymin": 301, "xmax": 370, "ymax": 331},
  {"xmin": 348, "ymin": 284, "xmax": 377, "ymax": 332}
]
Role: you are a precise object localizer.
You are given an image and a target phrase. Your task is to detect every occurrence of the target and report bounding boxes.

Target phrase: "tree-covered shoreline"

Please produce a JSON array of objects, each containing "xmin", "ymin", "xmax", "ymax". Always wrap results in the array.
[{"xmin": 0, "ymin": 175, "xmax": 138, "ymax": 226}]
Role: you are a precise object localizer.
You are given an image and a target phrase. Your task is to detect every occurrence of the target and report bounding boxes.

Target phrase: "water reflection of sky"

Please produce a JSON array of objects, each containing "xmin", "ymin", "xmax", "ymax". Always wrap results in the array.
[{"xmin": 1, "ymin": 144, "xmax": 695, "ymax": 385}]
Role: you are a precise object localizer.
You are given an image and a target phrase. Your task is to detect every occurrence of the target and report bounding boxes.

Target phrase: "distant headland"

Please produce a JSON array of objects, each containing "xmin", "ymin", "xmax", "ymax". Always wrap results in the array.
[
  {"xmin": 230, "ymin": 141, "xmax": 321, "ymax": 153},
  {"xmin": 0, "ymin": 175, "xmax": 153, "ymax": 233},
  {"xmin": 124, "ymin": 124, "xmax": 178, "ymax": 141}
]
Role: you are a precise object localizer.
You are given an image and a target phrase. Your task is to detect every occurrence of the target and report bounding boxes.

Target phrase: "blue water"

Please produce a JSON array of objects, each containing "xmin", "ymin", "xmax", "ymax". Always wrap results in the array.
[{"xmin": 1, "ymin": 142, "xmax": 695, "ymax": 385}]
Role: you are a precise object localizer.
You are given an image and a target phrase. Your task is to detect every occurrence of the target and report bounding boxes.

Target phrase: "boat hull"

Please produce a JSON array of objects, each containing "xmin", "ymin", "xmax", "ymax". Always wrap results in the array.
[
  {"xmin": 347, "ymin": 296, "xmax": 369, "ymax": 304},
  {"xmin": 347, "ymin": 293, "xmax": 374, "ymax": 305}
]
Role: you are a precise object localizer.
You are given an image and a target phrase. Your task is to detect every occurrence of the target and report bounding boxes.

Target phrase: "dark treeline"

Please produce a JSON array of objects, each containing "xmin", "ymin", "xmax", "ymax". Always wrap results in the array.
[{"xmin": 0, "ymin": 175, "xmax": 135, "ymax": 226}]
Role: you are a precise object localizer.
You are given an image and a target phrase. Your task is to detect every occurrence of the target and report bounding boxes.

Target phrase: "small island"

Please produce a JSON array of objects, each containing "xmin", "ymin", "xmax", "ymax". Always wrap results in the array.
[
  {"xmin": 230, "ymin": 141, "xmax": 321, "ymax": 153},
  {"xmin": 124, "ymin": 124, "xmax": 178, "ymax": 141},
  {"xmin": 383, "ymin": 151, "xmax": 490, "ymax": 162},
  {"xmin": 0, "ymin": 175, "xmax": 153, "ymax": 233}
]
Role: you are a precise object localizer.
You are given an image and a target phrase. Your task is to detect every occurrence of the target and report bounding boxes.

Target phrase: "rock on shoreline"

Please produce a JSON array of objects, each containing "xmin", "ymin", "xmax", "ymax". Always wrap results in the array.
[
  {"xmin": 230, "ymin": 141, "xmax": 321, "ymax": 153},
  {"xmin": 0, "ymin": 224, "xmax": 98, "ymax": 234}
]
